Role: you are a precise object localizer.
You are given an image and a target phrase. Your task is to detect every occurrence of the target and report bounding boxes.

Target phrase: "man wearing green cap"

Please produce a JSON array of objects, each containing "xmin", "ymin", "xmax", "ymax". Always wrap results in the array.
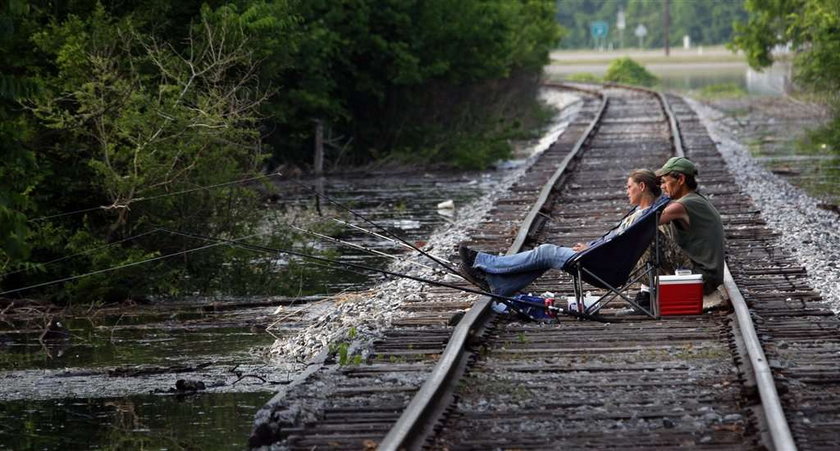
[{"xmin": 656, "ymin": 157, "xmax": 725, "ymax": 295}]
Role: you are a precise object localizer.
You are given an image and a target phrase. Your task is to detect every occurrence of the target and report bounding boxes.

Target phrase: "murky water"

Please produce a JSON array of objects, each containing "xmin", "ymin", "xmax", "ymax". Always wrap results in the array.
[
  {"xmin": 748, "ymin": 133, "xmax": 839, "ymax": 204},
  {"xmin": 657, "ymin": 63, "xmax": 791, "ymax": 96},
  {"xmin": 0, "ymin": 393, "xmax": 263, "ymax": 450},
  {"xmin": 0, "ymin": 173, "xmax": 491, "ymax": 448},
  {"xmin": 547, "ymin": 60, "xmax": 792, "ymax": 96},
  {"xmin": 0, "ymin": 90, "xmax": 580, "ymax": 449},
  {"xmin": 0, "ymin": 168, "xmax": 508, "ymax": 449}
]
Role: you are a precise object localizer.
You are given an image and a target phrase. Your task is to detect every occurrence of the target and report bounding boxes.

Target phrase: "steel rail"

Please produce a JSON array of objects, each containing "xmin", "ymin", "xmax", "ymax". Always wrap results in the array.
[
  {"xmin": 725, "ymin": 264, "xmax": 797, "ymax": 451},
  {"xmin": 381, "ymin": 84, "xmax": 796, "ymax": 451},
  {"xmin": 657, "ymin": 88, "xmax": 794, "ymax": 450},
  {"xmin": 657, "ymin": 86, "xmax": 795, "ymax": 450},
  {"xmin": 656, "ymin": 91, "xmax": 684, "ymax": 158},
  {"xmin": 378, "ymin": 87, "xmax": 610, "ymax": 451}
]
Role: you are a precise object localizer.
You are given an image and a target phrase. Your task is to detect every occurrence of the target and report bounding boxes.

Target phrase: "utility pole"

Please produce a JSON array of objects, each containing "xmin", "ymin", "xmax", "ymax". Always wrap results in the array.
[
  {"xmin": 663, "ymin": 0, "xmax": 671, "ymax": 56},
  {"xmin": 617, "ymin": 8, "xmax": 626, "ymax": 49},
  {"xmin": 314, "ymin": 119, "xmax": 324, "ymax": 175}
]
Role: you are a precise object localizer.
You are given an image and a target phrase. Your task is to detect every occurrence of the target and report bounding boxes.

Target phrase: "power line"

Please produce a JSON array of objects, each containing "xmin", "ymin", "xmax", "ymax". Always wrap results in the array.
[{"xmin": 28, "ymin": 171, "xmax": 282, "ymax": 223}]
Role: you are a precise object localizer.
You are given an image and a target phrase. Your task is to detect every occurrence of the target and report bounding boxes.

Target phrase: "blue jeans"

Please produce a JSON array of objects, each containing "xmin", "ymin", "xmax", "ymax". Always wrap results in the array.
[{"xmin": 473, "ymin": 244, "xmax": 576, "ymax": 296}]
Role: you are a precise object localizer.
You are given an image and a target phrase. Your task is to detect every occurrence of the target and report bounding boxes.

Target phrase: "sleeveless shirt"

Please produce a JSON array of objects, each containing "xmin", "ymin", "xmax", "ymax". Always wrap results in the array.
[{"xmin": 674, "ymin": 192, "xmax": 725, "ymax": 292}]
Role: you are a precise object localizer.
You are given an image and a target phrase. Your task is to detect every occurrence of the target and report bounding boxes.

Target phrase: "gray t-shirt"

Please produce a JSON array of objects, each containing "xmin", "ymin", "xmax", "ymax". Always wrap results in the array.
[{"xmin": 674, "ymin": 192, "xmax": 725, "ymax": 292}]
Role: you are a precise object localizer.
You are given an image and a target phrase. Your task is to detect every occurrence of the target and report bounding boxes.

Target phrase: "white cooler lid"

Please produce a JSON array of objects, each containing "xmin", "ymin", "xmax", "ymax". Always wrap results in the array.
[{"xmin": 658, "ymin": 274, "xmax": 703, "ymax": 284}]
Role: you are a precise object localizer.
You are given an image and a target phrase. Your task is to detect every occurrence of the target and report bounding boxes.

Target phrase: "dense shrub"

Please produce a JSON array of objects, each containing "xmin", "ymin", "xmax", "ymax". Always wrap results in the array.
[{"xmin": 603, "ymin": 57, "xmax": 659, "ymax": 87}]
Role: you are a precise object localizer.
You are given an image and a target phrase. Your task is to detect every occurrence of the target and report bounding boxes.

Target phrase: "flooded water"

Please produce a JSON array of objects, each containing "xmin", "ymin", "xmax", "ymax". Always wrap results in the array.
[
  {"xmin": 0, "ymin": 173, "xmax": 493, "ymax": 449},
  {"xmin": 656, "ymin": 63, "xmax": 791, "ymax": 96},
  {"xmin": 0, "ymin": 138, "xmax": 553, "ymax": 448},
  {"xmin": 745, "ymin": 125, "xmax": 839, "ymax": 204},
  {"xmin": 546, "ymin": 60, "xmax": 792, "ymax": 96},
  {"xmin": 0, "ymin": 393, "xmax": 264, "ymax": 450}
]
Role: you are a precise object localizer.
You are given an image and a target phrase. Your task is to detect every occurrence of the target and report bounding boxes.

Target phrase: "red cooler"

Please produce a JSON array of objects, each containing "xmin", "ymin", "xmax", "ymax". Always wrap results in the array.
[{"xmin": 658, "ymin": 274, "xmax": 703, "ymax": 316}]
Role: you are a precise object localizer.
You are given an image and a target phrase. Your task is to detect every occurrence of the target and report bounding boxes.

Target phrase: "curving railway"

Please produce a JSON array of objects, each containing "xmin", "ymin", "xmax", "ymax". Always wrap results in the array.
[{"xmin": 250, "ymin": 84, "xmax": 839, "ymax": 450}]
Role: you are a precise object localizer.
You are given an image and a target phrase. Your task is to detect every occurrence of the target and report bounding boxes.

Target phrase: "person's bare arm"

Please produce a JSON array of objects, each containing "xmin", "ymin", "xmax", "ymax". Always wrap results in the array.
[
  {"xmin": 572, "ymin": 242, "xmax": 588, "ymax": 252},
  {"xmin": 660, "ymin": 202, "xmax": 689, "ymax": 228}
]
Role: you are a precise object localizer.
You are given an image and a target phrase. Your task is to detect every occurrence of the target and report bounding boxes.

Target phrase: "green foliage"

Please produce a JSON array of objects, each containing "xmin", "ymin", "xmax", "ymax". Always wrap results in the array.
[
  {"xmin": 330, "ymin": 340, "xmax": 363, "ymax": 366},
  {"xmin": 603, "ymin": 57, "xmax": 658, "ymax": 87},
  {"xmin": 1, "ymin": 4, "xmax": 271, "ymax": 300},
  {"xmin": 247, "ymin": 0, "xmax": 562, "ymax": 167},
  {"xmin": 30, "ymin": 6, "xmax": 264, "ymax": 222},
  {"xmin": 0, "ymin": 0, "xmax": 41, "ymax": 266},
  {"xmin": 731, "ymin": 0, "xmax": 840, "ymax": 154},
  {"xmin": 732, "ymin": 0, "xmax": 840, "ymax": 94},
  {"xmin": 1, "ymin": 0, "xmax": 564, "ymax": 301},
  {"xmin": 802, "ymin": 112, "xmax": 840, "ymax": 157},
  {"xmin": 555, "ymin": 0, "xmax": 746, "ymax": 49}
]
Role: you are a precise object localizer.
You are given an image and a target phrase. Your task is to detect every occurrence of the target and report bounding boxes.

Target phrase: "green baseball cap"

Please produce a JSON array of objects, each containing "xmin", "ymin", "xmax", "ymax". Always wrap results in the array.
[{"xmin": 656, "ymin": 156, "xmax": 697, "ymax": 176}]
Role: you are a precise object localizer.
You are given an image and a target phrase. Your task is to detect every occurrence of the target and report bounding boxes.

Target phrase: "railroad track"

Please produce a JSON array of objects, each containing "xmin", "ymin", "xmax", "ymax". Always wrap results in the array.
[{"xmin": 250, "ymin": 84, "xmax": 838, "ymax": 450}]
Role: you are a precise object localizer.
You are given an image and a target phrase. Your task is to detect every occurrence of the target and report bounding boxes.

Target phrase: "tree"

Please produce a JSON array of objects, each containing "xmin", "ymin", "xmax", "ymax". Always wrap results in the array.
[
  {"xmin": 0, "ymin": 0, "xmax": 40, "ymax": 267},
  {"xmin": 732, "ymin": 0, "xmax": 840, "ymax": 93},
  {"xmin": 2, "ymin": 0, "xmax": 563, "ymax": 300},
  {"xmin": 731, "ymin": 0, "xmax": 840, "ymax": 152},
  {"xmin": 3, "ymin": 4, "xmax": 271, "ymax": 300},
  {"xmin": 30, "ymin": 5, "xmax": 267, "ymax": 232},
  {"xmin": 555, "ymin": 0, "xmax": 746, "ymax": 49},
  {"xmin": 280, "ymin": 0, "xmax": 562, "ymax": 167}
]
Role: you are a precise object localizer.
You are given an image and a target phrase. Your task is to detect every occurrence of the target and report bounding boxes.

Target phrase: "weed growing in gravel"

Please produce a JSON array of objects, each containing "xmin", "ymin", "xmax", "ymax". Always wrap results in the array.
[{"xmin": 329, "ymin": 340, "xmax": 363, "ymax": 366}]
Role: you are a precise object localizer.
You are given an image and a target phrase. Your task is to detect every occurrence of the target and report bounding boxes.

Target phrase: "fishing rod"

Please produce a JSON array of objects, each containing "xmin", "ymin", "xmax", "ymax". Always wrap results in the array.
[
  {"xmin": 330, "ymin": 218, "xmax": 461, "ymax": 276},
  {"xmin": 287, "ymin": 224, "xmax": 441, "ymax": 274},
  {"xmin": 160, "ymin": 228, "xmax": 605, "ymax": 322},
  {"xmin": 286, "ymin": 177, "xmax": 464, "ymax": 279},
  {"xmin": 333, "ymin": 218, "xmax": 425, "ymax": 254}
]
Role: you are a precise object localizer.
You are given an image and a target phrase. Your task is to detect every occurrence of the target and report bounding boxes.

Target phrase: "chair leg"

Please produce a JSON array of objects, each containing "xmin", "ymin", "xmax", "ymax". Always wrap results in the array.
[{"xmin": 578, "ymin": 266, "xmax": 658, "ymax": 318}]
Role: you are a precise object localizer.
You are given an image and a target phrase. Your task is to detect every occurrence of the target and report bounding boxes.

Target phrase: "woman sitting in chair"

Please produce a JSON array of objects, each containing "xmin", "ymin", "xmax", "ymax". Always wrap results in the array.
[{"xmin": 459, "ymin": 169, "xmax": 663, "ymax": 297}]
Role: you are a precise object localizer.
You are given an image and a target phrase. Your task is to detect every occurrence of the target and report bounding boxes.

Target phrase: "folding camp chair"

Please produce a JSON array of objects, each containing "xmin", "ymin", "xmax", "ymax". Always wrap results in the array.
[{"xmin": 561, "ymin": 196, "xmax": 671, "ymax": 318}]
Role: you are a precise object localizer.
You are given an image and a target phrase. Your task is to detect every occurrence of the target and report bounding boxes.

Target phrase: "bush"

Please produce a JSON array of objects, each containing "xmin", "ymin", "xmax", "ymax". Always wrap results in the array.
[{"xmin": 603, "ymin": 57, "xmax": 658, "ymax": 87}]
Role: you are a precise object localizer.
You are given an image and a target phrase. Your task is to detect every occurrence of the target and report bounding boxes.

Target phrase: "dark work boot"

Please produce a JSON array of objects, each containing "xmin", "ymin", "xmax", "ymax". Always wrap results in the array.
[{"xmin": 458, "ymin": 244, "xmax": 489, "ymax": 292}]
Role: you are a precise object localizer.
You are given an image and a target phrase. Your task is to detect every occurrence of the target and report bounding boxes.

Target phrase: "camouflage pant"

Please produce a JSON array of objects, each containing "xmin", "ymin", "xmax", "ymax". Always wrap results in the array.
[
  {"xmin": 633, "ymin": 223, "xmax": 693, "ymax": 281},
  {"xmin": 635, "ymin": 224, "xmax": 721, "ymax": 294}
]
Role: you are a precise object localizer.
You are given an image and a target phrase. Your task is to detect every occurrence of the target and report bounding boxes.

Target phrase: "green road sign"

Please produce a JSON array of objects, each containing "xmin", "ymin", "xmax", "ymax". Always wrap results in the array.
[{"xmin": 591, "ymin": 21, "xmax": 609, "ymax": 38}]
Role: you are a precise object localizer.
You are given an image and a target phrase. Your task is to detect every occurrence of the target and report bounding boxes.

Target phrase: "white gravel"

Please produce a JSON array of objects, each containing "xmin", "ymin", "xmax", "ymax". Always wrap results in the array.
[
  {"xmin": 686, "ymin": 97, "xmax": 840, "ymax": 312},
  {"xmin": 266, "ymin": 90, "xmax": 583, "ymax": 365}
]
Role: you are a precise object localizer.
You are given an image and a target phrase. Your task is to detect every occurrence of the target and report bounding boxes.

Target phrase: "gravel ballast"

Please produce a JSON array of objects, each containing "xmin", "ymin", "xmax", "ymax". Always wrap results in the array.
[
  {"xmin": 266, "ymin": 90, "xmax": 583, "ymax": 365},
  {"xmin": 686, "ymin": 97, "xmax": 840, "ymax": 312}
]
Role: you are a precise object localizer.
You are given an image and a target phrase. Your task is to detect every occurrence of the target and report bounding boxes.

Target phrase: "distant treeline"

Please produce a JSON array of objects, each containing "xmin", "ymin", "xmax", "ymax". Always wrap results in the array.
[
  {"xmin": 0, "ymin": 0, "xmax": 560, "ymax": 301},
  {"xmin": 556, "ymin": 0, "xmax": 747, "ymax": 49}
]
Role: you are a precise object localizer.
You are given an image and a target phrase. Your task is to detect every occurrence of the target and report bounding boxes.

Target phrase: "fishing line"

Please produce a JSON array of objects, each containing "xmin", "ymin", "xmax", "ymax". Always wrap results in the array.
[
  {"xmin": 161, "ymin": 228, "xmax": 605, "ymax": 322},
  {"xmin": 0, "ymin": 232, "xmax": 264, "ymax": 297},
  {"xmin": 0, "ymin": 228, "xmax": 164, "ymax": 279},
  {"xmin": 330, "ymin": 218, "xmax": 452, "ymax": 264},
  {"xmin": 287, "ymin": 224, "xmax": 441, "ymax": 274},
  {"xmin": 287, "ymin": 178, "xmax": 464, "ymax": 278},
  {"xmin": 331, "ymin": 218, "xmax": 464, "ymax": 280}
]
